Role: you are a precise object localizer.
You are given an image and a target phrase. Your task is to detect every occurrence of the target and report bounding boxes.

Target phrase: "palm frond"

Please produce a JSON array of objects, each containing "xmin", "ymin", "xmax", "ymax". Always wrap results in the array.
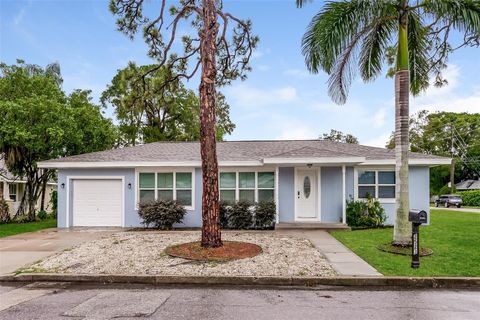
[
  {"xmin": 296, "ymin": 0, "xmax": 312, "ymax": 8},
  {"xmin": 408, "ymin": 11, "xmax": 430, "ymax": 95},
  {"xmin": 359, "ymin": 17, "xmax": 396, "ymax": 82},
  {"xmin": 301, "ymin": 1, "xmax": 396, "ymax": 104},
  {"xmin": 423, "ymin": 0, "xmax": 480, "ymax": 33}
]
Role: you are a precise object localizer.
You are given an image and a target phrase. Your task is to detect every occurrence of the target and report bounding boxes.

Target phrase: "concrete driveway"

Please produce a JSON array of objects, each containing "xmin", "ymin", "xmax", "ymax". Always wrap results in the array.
[{"xmin": 0, "ymin": 228, "xmax": 119, "ymax": 275}]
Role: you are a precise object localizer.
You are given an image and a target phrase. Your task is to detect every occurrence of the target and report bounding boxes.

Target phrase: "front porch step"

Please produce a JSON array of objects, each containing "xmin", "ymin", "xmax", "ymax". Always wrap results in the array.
[{"xmin": 275, "ymin": 222, "xmax": 351, "ymax": 230}]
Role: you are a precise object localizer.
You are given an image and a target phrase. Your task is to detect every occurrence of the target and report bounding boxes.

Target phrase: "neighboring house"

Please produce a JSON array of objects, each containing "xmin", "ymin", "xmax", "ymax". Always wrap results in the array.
[
  {"xmin": 38, "ymin": 140, "xmax": 450, "ymax": 228},
  {"xmin": 455, "ymin": 179, "xmax": 480, "ymax": 191},
  {"xmin": 0, "ymin": 158, "xmax": 56, "ymax": 216}
]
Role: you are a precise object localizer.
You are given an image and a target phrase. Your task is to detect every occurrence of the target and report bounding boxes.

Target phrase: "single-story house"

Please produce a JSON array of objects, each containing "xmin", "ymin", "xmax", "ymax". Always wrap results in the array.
[
  {"xmin": 38, "ymin": 140, "xmax": 451, "ymax": 228},
  {"xmin": 1, "ymin": 158, "xmax": 56, "ymax": 216},
  {"xmin": 455, "ymin": 179, "xmax": 480, "ymax": 191}
]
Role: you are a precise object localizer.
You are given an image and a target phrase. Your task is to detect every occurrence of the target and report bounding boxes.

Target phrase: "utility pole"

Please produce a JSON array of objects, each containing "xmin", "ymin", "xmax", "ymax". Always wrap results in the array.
[{"xmin": 450, "ymin": 124, "xmax": 455, "ymax": 194}]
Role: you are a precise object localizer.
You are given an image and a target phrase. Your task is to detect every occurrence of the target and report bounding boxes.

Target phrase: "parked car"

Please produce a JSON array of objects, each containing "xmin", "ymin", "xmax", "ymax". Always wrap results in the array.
[{"xmin": 435, "ymin": 195, "xmax": 463, "ymax": 208}]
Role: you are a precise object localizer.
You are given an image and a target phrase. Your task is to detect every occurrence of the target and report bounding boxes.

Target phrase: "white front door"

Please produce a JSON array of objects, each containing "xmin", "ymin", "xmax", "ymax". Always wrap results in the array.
[{"xmin": 295, "ymin": 169, "xmax": 318, "ymax": 220}]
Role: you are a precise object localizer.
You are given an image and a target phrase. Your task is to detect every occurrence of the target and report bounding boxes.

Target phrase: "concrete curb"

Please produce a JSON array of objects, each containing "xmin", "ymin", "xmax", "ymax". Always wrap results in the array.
[{"xmin": 0, "ymin": 273, "xmax": 479, "ymax": 289}]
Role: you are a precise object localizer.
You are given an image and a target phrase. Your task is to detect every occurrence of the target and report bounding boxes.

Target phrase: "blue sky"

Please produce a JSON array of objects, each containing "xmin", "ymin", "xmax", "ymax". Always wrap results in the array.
[{"xmin": 2, "ymin": 0, "xmax": 480, "ymax": 147}]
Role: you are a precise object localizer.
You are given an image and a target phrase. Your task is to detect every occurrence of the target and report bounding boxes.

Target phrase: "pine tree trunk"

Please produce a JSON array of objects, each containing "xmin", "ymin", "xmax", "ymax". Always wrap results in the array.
[{"xmin": 199, "ymin": 0, "xmax": 222, "ymax": 247}]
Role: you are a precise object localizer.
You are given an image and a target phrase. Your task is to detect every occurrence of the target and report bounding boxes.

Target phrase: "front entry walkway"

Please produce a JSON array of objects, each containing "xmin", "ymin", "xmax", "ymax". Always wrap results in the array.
[{"xmin": 276, "ymin": 229, "xmax": 382, "ymax": 276}]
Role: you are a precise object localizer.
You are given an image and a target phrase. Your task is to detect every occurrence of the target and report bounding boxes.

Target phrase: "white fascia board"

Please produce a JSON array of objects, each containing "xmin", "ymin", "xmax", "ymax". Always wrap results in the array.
[
  {"xmin": 263, "ymin": 157, "xmax": 366, "ymax": 165},
  {"xmin": 38, "ymin": 160, "xmax": 264, "ymax": 169},
  {"xmin": 361, "ymin": 158, "xmax": 452, "ymax": 166}
]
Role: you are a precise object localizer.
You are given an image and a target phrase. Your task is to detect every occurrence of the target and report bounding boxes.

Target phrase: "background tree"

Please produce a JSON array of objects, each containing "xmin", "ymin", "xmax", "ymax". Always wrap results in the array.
[
  {"xmin": 386, "ymin": 110, "xmax": 480, "ymax": 194},
  {"xmin": 321, "ymin": 129, "xmax": 359, "ymax": 144},
  {"xmin": 297, "ymin": 0, "xmax": 480, "ymax": 245},
  {"xmin": 101, "ymin": 63, "xmax": 235, "ymax": 145},
  {"xmin": 0, "ymin": 61, "xmax": 117, "ymax": 219},
  {"xmin": 110, "ymin": 0, "xmax": 258, "ymax": 247}
]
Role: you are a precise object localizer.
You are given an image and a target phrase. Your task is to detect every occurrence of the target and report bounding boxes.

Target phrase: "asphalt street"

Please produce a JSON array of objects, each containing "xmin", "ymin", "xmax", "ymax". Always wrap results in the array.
[{"xmin": 0, "ymin": 283, "xmax": 479, "ymax": 320}]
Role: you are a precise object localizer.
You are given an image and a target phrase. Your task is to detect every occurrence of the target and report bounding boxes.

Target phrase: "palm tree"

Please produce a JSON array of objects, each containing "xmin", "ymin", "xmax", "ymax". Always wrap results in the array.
[{"xmin": 297, "ymin": 0, "xmax": 480, "ymax": 245}]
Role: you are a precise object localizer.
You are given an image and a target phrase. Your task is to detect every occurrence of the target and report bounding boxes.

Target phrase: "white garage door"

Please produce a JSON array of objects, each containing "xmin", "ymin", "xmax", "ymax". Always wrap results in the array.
[{"xmin": 72, "ymin": 179, "xmax": 123, "ymax": 227}]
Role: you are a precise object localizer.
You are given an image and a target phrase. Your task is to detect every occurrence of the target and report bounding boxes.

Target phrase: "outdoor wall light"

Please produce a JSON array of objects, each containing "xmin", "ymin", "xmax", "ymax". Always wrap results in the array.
[
  {"xmin": 61, "ymin": 183, "xmax": 65, "ymax": 189},
  {"xmin": 128, "ymin": 183, "xmax": 132, "ymax": 189},
  {"xmin": 307, "ymin": 163, "xmax": 313, "ymax": 168}
]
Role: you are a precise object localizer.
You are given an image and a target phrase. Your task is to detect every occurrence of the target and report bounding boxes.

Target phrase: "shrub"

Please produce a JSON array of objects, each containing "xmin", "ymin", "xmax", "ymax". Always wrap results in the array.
[
  {"xmin": 458, "ymin": 190, "xmax": 480, "ymax": 207},
  {"xmin": 37, "ymin": 210, "xmax": 48, "ymax": 220},
  {"xmin": 219, "ymin": 201, "xmax": 233, "ymax": 228},
  {"xmin": 254, "ymin": 201, "xmax": 276, "ymax": 229},
  {"xmin": 0, "ymin": 199, "xmax": 10, "ymax": 224},
  {"xmin": 138, "ymin": 200, "xmax": 187, "ymax": 229},
  {"xmin": 229, "ymin": 200, "xmax": 253, "ymax": 229},
  {"xmin": 346, "ymin": 197, "xmax": 386, "ymax": 228}
]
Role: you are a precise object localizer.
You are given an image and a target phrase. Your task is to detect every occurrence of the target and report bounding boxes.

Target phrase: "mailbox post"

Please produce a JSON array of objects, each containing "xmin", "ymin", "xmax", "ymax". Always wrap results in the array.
[{"xmin": 408, "ymin": 209, "xmax": 428, "ymax": 268}]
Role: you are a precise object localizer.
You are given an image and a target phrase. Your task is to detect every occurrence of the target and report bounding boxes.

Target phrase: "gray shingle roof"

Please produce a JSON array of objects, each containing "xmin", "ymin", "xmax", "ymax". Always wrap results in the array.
[{"xmin": 39, "ymin": 139, "xmax": 449, "ymax": 164}]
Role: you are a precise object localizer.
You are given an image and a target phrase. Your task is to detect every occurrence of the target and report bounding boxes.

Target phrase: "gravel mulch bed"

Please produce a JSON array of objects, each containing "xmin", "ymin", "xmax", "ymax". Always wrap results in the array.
[{"xmin": 29, "ymin": 231, "xmax": 335, "ymax": 277}]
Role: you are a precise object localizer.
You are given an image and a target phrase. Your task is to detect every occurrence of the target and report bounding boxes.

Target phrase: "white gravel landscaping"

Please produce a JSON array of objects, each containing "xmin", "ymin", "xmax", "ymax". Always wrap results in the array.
[{"xmin": 30, "ymin": 231, "xmax": 335, "ymax": 277}]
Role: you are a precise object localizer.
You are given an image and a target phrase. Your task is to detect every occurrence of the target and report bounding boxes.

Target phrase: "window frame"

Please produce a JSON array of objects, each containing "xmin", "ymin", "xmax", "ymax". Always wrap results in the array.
[
  {"xmin": 354, "ymin": 167, "xmax": 396, "ymax": 203},
  {"xmin": 136, "ymin": 169, "xmax": 195, "ymax": 210},
  {"xmin": 219, "ymin": 170, "xmax": 275, "ymax": 204},
  {"xmin": 8, "ymin": 183, "xmax": 17, "ymax": 202}
]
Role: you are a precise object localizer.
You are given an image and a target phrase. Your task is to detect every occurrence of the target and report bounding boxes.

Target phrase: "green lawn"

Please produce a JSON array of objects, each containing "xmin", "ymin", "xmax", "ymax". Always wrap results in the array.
[
  {"xmin": 331, "ymin": 209, "xmax": 480, "ymax": 276},
  {"xmin": 0, "ymin": 218, "xmax": 57, "ymax": 238}
]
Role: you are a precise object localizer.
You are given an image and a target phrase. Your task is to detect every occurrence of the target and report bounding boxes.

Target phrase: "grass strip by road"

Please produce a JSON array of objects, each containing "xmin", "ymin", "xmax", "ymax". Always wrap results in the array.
[
  {"xmin": 0, "ymin": 218, "xmax": 57, "ymax": 238},
  {"xmin": 331, "ymin": 209, "xmax": 480, "ymax": 277}
]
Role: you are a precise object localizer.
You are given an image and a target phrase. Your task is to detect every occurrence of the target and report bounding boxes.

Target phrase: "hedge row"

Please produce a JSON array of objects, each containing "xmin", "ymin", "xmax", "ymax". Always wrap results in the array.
[
  {"xmin": 138, "ymin": 199, "xmax": 276, "ymax": 230},
  {"xmin": 458, "ymin": 190, "xmax": 480, "ymax": 207},
  {"xmin": 220, "ymin": 200, "xmax": 276, "ymax": 230}
]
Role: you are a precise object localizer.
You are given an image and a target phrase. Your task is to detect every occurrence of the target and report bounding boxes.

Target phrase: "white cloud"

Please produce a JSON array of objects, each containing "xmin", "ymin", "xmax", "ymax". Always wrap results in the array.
[
  {"xmin": 362, "ymin": 131, "xmax": 392, "ymax": 148},
  {"xmin": 13, "ymin": 7, "xmax": 27, "ymax": 26},
  {"xmin": 274, "ymin": 118, "xmax": 317, "ymax": 140},
  {"xmin": 412, "ymin": 64, "xmax": 480, "ymax": 114},
  {"xmin": 282, "ymin": 68, "xmax": 311, "ymax": 79},
  {"xmin": 372, "ymin": 108, "xmax": 387, "ymax": 128},
  {"xmin": 258, "ymin": 65, "xmax": 270, "ymax": 71},
  {"xmin": 226, "ymin": 84, "xmax": 298, "ymax": 108}
]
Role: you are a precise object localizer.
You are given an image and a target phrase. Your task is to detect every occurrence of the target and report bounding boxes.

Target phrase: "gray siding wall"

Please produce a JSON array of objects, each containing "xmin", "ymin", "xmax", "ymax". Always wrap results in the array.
[
  {"xmin": 321, "ymin": 167, "xmax": 343, "ymax": 223},
  {"xmin": 57, "ymin": 168, "xmax": 202, "ymax": 228},
  {"xmin": 278, "ymin": 167, "xmax": 295, "ymax": 222}
]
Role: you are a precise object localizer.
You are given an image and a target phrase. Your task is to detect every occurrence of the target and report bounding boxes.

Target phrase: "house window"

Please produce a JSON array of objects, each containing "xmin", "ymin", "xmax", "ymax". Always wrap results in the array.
[
  {"xmin": 138, "ymin": 171, "xmax": 193, "ymax": 208},
  {"xmin": 357, "ymin": 170, "xmax": 395, "ymax": 199},
  {"xmin": 9, "ymin": 184, "xmax": 17, "ymax": 202},
  {"xmin": 220, "ymin": 171, "xmax": 275, "ymax": 203}
]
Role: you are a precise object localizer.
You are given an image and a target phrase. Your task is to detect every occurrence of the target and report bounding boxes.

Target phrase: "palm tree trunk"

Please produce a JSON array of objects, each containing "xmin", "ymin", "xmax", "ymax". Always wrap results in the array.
[
  {"xmin": 393, "ymin": 8, "xmax": 412, "ymax": 246},
  {"xmin": 199, "ymin": 0, "xmax": 222, "ymax": 248}
]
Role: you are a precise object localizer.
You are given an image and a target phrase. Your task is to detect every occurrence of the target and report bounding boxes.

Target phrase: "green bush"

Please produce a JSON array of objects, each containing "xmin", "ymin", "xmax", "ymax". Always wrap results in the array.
[
  {"xmin": 0, "ymin": 199, "xmax": 10, "ymax": 224},
  {"xmin": 254, "ymin": 201, "xmax": 276, "ymax": 229},
  {"xmin": 346, "ymin": 197, "xmax": 386, "ymax": 228},
  {"xmin": 458, "ymin": 190, "xmax": 480, "ymax": 206},
  {"xmin": 37, "ymin": 210, "xmax": 48, "ymax": 220},
  {"xmin": 138, "ymin": 200, "xmax": 187, "ymax": 229},
  {"xmin": 229, "ymin": 200, "xmax": 254, "ymax": 229},
  {"xmin": 219, "ymin": 200, "xmax": 233, "ymax": 228}
]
